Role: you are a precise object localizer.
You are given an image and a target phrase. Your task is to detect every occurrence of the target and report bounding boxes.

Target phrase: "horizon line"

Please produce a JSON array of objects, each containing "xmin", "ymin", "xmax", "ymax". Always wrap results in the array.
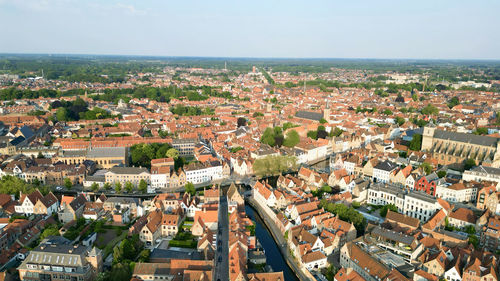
[{"xmin": 1, "ymin": 52, "xmax": 500, "ymax": 62}]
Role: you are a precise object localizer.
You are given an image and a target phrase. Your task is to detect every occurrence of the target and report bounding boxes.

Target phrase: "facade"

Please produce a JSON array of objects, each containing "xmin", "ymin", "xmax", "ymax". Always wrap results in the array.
[
  {"xmin": 104, "ymin": 166, "xmax": 150, "ymax": 187},
  {"xmin": 184, "ymin": 161, "xmax": 224, "ymax": 185},
  {"xmin": 172, "ymin": 138, "xmax": 197, "ymax": 156},
  {"xmin": 53, "ymin": 147, "xmax": 127, "ymax": 169}
]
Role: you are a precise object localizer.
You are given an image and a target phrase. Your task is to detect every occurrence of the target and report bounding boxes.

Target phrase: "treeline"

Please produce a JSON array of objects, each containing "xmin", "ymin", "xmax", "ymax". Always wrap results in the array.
[
  {"xmin": 170, "ymin": 104, "xmax": 214, "ymax": 116},
  {"xmin": 92, "ymin": 85, "xmax": 233, "ymax": 103},
  {"xmin": 0, "ymin": 88, "xmax": 86, "ymax": 100},
  {"xmin": 52, "ymin": 98, "xmax": 115, "ymax": 121}
]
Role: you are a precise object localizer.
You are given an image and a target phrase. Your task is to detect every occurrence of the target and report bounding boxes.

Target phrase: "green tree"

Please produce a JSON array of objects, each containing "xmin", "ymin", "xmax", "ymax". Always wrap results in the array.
[
  {"xmin": 395, "ymin": 116, "xmax": 405, "ymax": 126},
  {"xmin": 447, "ymin": 96, "xmax": 460, "ymax": 109},
  {"xmin": 382, "ymin": 109, "xmax": 393, "ymax": 115},
  {"xmin": 473, "ymin": 127, "xmax": 488, "ymax": 135},
  {"xmin": 166, "ymin": 148, "xmax": 180, "ymax": 159},
  {"xmin": 253, "ymin": 155, "xmax": 298, "ymax": 177},
  {"xmin": 115, "ymin": 182, "xmax": 122, "ymax": 193},
  {"xmin": 56, "ymin": 107, "xmax": 70, "ymax": 121},
  {"xmin": 380, "ymin": 204, "xmax": 398, "ymax": 217},
  {"xmin": 464, "ymin": 158, "xmax": 476, "ymax": 170},
  {"xmin": 307, "ymin": 130, "xmax": 318, "ymax": 140},
  {"xmin": 125, "ymin": 181, "xmax": 133, "ymax": 193},
  {"xmin": 420, "ymin": 162, "xmax": 433, "ymax": 175},
  {"xmin": 184, "ymin": 182, "xmax": 196, "ymax": 195},
  {"xmin": 412, "ymin": 93, "xmax": 418, "ymax": 101},
  {"xmin": 319, "ymin": 118, "xmax": 327, "ymax": 124},
  {"xmin": 41, "ymin": 225, "xmax": 60, "ymax": 239},
  {"xmin": 421, "ymin": 104, "xmax": 439, "ymax": 115},
  {"xmin": 283, "ymin": 130, "xmax": 300, "ymax": 148},
  {"xmin": 103, "ymin": 182, "xmax": 111, "ymax": 190},
  {"xmin": 409, "ymin": 134, "xmax": 422, "ymax": 151},
  {"xmin": 64, "ymin": 178, "xmax": 72, "ymax": 190},
  {"xmin": 138, "ymin": 249, "xmax": 150, "ymax": 262},
  {"xmin": 437, "ymin": 170, "xmax": 446, "ymax": 178},
  {"xmin": 90, "ymin": 182, "xmax": 99, "ymax": 192},
  {"xmin": 139, "ymin": 179, "xmax": 148, "ymax": 194},
  {"xmin": 260, "ymin": 127, "xmax": 276, "ymax": 146}
]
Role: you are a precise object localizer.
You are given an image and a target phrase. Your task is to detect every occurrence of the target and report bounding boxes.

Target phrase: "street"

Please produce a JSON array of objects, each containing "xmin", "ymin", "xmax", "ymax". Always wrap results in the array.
[{"xmin": 213, "ymin": 195, "xmax": 229, "ymax": 281}]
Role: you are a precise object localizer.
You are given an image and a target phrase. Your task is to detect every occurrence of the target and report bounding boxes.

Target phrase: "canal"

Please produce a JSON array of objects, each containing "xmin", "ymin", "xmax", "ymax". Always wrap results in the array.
[{"xmin": 245, "ymin": 204, "xmax": 299, "ymax": 281}]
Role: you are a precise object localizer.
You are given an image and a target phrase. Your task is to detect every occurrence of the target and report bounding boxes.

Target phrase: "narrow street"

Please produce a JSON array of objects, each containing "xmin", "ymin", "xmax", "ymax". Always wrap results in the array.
[{"xmin": 213, "ymin": 195, "xmax": 229, "ymax": 281}]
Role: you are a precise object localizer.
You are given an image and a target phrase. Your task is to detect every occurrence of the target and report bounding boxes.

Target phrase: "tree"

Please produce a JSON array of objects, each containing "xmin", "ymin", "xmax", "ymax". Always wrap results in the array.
[
  {"xmin": 260, "ymin": 127, "xmax": 276, "ymax": 146},
  {"xmin": 41, "ymin": 225, "xmax": 60, "ymax": 239},
  {"xmin": 412, "ymin": 93, "xmax": 418, "ymax": 101},
  {"xmin": 447, "ymin": 96, "xmax": 460, "ymax": 109},
  {"xmin": 283, "ymin": 130, "xmax": 300, "ymax": 148},
  {"xmin": 307, "ymin": 130, "xmax": 318, "ymax": 140},
  {"xmin": 464, "ymin": 225, "xmax": 476, "ymax": 235},
  {"xmin": 37, "ymin": 152, "xmax": 45, "ymax": 159},
  {"xmin": 91, "ymin": 182, "xmax": 99, "ymax": 192},
  {"xmin": 165, "ymin": 148, "xmax": 180, "ymax": 160},
  {"xmin": 56, "ymin": 107, "xmax": 70, "ymax": 121},
  {"xmin": 184, "ymin": 182, "xmax": 195, "ymax": 195},
  {"xmin": 237, "ymin": 117, "xmax": 247, "ymax": 127},
  {"xmin": 380, "ymin": 204, "xmax": 398, "ymax": 217},
  {"xmin": 464, "ymin": 158, "xmax": 476, "ymax": 170},
  {"xmin": 139, "ymin": 179, "xmax": 148, "ymax": 194},
  {"xmin": 115, "ymin": 182, "xmax": 122, "ymax": 193},
  {"xmin": 409, "ymin": 134, "xmax": 422, "ymax": 151},
  {"xmin": 138, "ymin": 249, "xmax": 150, "ymax": 262},
  {"xmin": 473, "ymin": 127, "xmax": 488, "ymax": 135},
  {"xmin": 64, "ymin": 178, "xmax": 72, "ymax": 190},
  {"xmin": 317, "ymin": 129, "xmax": 328, "ymax": 139},
  {"xmin": 125, "ymin": 181, "xmax": 133, "ymax": 193},
  {"xmin": 421, "ymin": 104, "xmax": 439, "ymax": 115},
  {"xmin": 420, "ymin": 162, "xmax": 433, "ymax": 175},
  {"xmin": 395, "ymin": 116, "xmax": 405, "ymax": 126},
  {"xmin": 331, "ymin": 127, "xmax": 343, "ymax": 137},
  {"xmin": 103, "ymin": 182, "xmax": 111, "ymax": 190},
  {"xmin": 382, "ymin": 109, "xmax": 393, "ymax": 115},
  {"xmin": 437, "ymin": 170, "xmax": 447, "ymax": 178},
  {"xmin": 319, "ymin": 118, "xmax": 327, "ymax": 124}
]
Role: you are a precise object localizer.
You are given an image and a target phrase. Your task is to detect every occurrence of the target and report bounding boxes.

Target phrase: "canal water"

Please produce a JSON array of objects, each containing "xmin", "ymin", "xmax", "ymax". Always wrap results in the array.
[{"xmin": 245, "ymin": 204, "xmax": 299, "ymax": 281}]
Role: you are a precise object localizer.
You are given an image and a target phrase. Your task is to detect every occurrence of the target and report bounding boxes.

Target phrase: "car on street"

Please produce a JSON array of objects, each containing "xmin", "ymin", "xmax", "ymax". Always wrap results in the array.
[{"xmin": 55, "ymin": 186, "xmax": 62, "ymax": 191}]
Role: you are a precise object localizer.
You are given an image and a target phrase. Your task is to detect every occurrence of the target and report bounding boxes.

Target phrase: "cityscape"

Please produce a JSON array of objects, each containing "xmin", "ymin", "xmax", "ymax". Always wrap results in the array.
[{"xmin": 0, "ymin": 1, "xmax": 499, "ymax": 281}]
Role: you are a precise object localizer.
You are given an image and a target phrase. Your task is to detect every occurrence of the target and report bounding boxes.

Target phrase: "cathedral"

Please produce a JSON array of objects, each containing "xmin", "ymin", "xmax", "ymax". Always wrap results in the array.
[{"xmin": 421, "ymin": 124, "xmax": 500, "ymax": 167}]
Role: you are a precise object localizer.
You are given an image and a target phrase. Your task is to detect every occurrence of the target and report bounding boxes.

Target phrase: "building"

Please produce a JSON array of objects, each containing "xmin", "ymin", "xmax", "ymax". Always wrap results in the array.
[
  {"xmin": 421, "ymin": 125, "xmax": 500, "ymax": 167},
  {"xmin": 463, "ymin": 165, "xmax": 500, "ymax": 183},
  {"xmin": 184, "ymin": 161, "xmax": 224, "ymax": 185},
  {"xmin": 104, "ymin": 166, "xmax": 150, "ymax": 187},
  {"xmin": 18, "ymin": 237, "xmax": 102, "ymax": 281},
  {"xmin": 373, "ymin": 160, "xmax": 398, "ymax": 183},
  {"xmin": 172, "ymin": 138, "xmax": 197, "ymax": 156},
  {"xmin": 53, "ymin": 147, "xmax": 127, "ymax": 169}
]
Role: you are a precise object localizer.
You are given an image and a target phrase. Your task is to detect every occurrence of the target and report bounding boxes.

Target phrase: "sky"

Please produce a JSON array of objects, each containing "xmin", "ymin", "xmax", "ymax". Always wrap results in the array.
[{"xmin": 0, "ymin": 0, "xmax": 499, "ymax": 60}]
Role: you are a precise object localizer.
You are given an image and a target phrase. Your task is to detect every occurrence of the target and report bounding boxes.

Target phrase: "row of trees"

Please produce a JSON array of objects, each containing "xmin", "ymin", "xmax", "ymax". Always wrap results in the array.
[
  {"xmin": 169, "ymin": 104, "xmax": 214, "ymax": 116},
  {"xmin": 253, "ymin": 155, "xmax": 298, "ymax": 177},
  {"xmin": 320, "ymin": 200, "xmax": 367, "ymax": 235},
  {"xmin": 52, "ymin": 98, "xmax": 115, "ymax": 121}
]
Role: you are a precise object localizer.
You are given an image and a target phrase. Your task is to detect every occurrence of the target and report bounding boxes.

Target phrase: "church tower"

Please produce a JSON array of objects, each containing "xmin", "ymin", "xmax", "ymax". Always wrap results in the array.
[
  {"xmin": 421, "ymin": 124, "xmax": 436, "ymax": 151},
  {"xmin": 323, "ymin": 99, "xmax": 331, "ymax": 123}
]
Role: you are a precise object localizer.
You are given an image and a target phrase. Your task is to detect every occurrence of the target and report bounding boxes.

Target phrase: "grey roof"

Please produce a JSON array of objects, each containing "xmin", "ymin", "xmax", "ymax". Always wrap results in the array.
[
  {"xmin": 433, "ymin": 130, "xmax": 499, "ymax": 147},
  {"xmin": 371, "ymin": 226, "xmax": 416, "ymax": 246},
  {"xmin": 295, "ymin": 111, "xmax": 323, "ymax": 121},
  {"xmin": 105, "ymin": 197, "xmax": 139, "ymax": 205},
  {"xmin": 20, "ymin": 239, "xmax": 91, "ymax": 269},
  {"xmin": 374, "ymin": 160, "xmax": 398, "ymax": 171},
  {"xmin": 87, "ymin": 147, "xmax": 126, "ymax": 158},
  {"xmin": 406, "ymin": 190, "xmax": 437, "ymax": 204},
  {"xmin": 108, "ymin": 166, "xmax": 150, "ymax": 175},
  {"xmin": 149, "ymin": 248, "xmax": 204, "ymax": 261},
  {"xmin": 172, "ymin": 138, "xmax": 197, "ymax": 144},
  {"xmin": 370, "ymin": 183, "xmax": 405, "ymax": 198},
  {"xmin": 469, "ymin": 165, "xmax": 500, "ymax": 175}
]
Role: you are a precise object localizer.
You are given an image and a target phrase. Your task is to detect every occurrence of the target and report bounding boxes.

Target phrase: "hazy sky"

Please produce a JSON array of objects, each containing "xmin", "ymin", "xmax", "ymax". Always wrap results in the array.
[{"xmin": 0, "ymin": 0, "xmax": 499, "ymax": 59}]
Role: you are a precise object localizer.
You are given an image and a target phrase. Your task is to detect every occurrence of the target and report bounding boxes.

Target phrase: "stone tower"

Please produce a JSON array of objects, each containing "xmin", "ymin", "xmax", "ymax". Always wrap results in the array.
[
  {"xmin": 421, "ymin": 124, "xmax": 436, "ymax": 151},
  {"xmin": 323, "ymin": 99, "xmax": 331, "ymax": 123}
]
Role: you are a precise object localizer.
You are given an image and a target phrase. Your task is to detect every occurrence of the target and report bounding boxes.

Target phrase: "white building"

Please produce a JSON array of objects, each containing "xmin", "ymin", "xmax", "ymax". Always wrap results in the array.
[
  {"xmin": 463, "ymin": 165, "xmax": 500, "ymax": 184},
  {"xmin": 435, "ymin": 182, "xmax": 478, "ymax": 203},
  {"xmin": 372, "ymin": 160, "xmax": 398, "ymax": 183},
  {"xmin": 184, "ymin": 161, "xmax": 224, "ymax": 185}
]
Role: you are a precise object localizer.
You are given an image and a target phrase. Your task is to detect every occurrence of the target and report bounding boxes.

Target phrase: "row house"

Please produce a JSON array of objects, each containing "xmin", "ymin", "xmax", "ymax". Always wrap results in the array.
[
  {"xmin": 184, "ymin": 160, "xmax": 225, "ymax": 185},
  {"xmin": 139, "ymin": 210, "xmax": 181, "ymax": 245},
  {"xmin": 435, "ymin": 181, "xmax": 479, "ymax": 203},
  {"xmin": 476, "ymin": 185, "xmax": 500, "ymax": 214},
  {"xmin": 368, "ymin": 183, "xmax": 447, "ymax": 222},
  {"xmin": 289, "ymin": 226, "xmax": 328, "ymax": 271},
  {"xmin": 58, "ymin": 194, "xmax": 87, "ymax": 223}
]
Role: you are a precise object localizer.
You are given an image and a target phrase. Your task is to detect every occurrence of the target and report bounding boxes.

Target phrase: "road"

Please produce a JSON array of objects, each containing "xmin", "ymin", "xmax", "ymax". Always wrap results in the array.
[{"xmin": 214, "ymin": 195, "xmax": 229, "ymax": 281}]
